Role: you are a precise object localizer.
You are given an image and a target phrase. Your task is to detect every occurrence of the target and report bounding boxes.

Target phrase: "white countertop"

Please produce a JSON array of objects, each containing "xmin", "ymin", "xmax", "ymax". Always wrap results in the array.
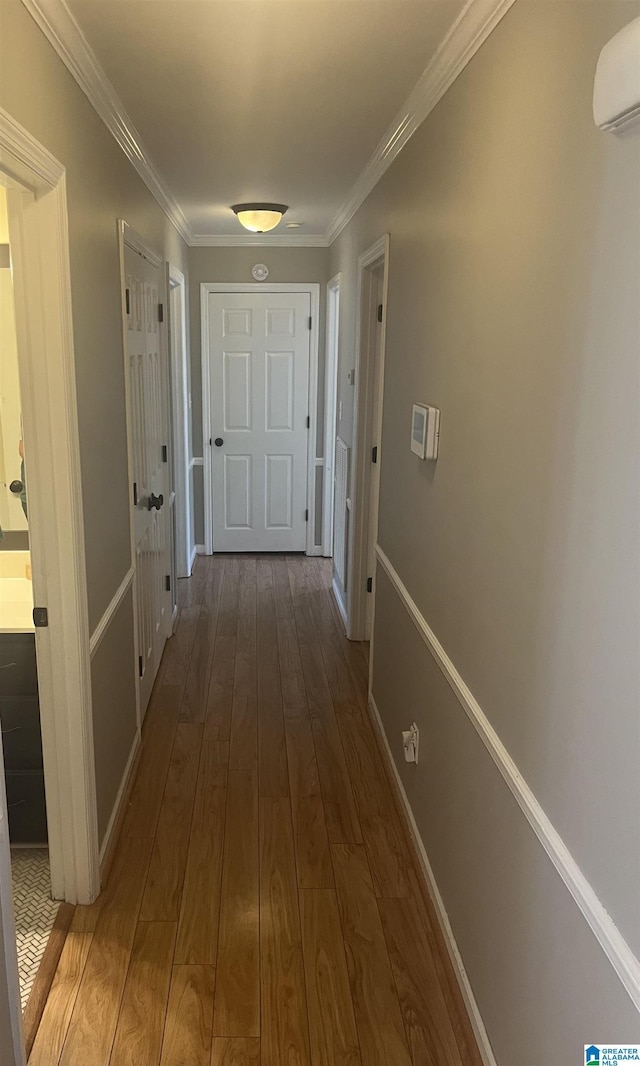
[{"xmin": 0, "ymin": 576, "xmax": 34, "ymax": 632}]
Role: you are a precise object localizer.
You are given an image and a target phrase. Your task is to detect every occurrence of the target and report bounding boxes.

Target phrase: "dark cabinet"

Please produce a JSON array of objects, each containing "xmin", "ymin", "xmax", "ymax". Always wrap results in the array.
[{"xmin": 0, "ymin": 633, "xmax": 48, "ymax": 843}]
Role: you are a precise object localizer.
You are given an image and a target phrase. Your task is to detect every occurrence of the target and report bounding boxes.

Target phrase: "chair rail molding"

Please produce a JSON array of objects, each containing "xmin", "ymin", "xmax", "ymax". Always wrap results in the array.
[
  {"xmin": 374, "ymin": 543, "xmax": 640, "ymax": 1014},
  {"xmin": 89, "ymin": 567, "xmax": 135, "ymax": 659}
]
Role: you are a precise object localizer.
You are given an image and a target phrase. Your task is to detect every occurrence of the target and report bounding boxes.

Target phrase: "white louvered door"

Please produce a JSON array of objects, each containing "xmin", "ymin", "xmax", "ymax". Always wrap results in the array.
[
  {"xmin": 125, "ymin": 243, "xmax": 171, "ymax": 718},
  {"xmin": 207, "ymin": 291, "xmax": 311, "ymax": 552}
]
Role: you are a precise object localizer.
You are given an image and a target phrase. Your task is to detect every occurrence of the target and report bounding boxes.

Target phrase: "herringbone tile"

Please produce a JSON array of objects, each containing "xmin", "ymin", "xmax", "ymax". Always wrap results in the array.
[{"xmin": 10, "ymin": 848, "xmax": 59, "ymax": 1010}]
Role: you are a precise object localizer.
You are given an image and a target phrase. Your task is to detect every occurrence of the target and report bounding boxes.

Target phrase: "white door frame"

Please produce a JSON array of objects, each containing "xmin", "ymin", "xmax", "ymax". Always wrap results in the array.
[
  {"xmin": 201, "ymin": 282, "xmax": 321, "ymax": 556},
  {"xmin": 168, "ymin": 265, "xmax": 191, "ymax": 579},
  {"xmin": 0, "ymin": 109, "xmax": 99, "ymax": 914},
  {"xmin": 346, "ymin": 235, "xmax": 390, "ymax": 641},
  {"xmin": 322, "ymin": 273, "xmax": 341, "ymax": 557}
]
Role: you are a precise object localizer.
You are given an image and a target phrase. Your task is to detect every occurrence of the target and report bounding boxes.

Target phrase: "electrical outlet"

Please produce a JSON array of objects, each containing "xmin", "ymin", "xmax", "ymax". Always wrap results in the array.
[{"xmin": 402, "ymin": 723, "xmax": 419, "ymax": 764}]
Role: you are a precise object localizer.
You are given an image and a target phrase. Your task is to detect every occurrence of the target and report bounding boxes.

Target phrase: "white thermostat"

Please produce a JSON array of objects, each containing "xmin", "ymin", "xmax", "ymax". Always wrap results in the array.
[
  {"xmin": 411, "ymin": 403, "xmax": 440, "ymax": 460},
  {"xmin": 252, "ymin": 263, "xmax": 269, "ymax": 281}
]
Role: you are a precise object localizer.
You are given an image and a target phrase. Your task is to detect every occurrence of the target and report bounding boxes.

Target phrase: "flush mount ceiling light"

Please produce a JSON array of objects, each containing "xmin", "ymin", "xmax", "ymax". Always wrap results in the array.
[{"xmin": 231, "ymin": 202, "xmax": 288, "ymax": 233}]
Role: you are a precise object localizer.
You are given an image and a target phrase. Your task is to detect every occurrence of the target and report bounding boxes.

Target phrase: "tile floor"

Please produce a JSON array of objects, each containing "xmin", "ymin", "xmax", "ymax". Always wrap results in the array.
[{"xmin": 10, "ymin": 848, "xmax": 59, "ymax": 1010}]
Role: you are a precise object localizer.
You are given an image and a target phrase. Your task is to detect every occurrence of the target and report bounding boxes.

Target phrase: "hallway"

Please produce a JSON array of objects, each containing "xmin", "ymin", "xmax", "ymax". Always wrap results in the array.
[{"xmin": 28, "ymin": 555, "xmax": 480, "ymax": 1066}]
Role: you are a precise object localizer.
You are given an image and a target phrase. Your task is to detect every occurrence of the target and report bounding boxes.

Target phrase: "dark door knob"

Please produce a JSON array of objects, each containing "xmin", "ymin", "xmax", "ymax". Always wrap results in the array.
[
  {"xmin": 214, "ymin": 438, "xmax": 224, "ymax": 447},
  {"xmin": 9, "ymin": 480, "xmax": 24, "ymax": 494},
  {"xmin": 148, "ymin": 493, "xmax": 164, "ymax": 511}
]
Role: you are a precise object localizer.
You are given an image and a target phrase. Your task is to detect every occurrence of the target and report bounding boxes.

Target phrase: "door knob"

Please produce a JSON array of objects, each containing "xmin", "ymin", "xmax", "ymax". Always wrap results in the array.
[
  {"xmin": 9, "ymin": 480, "xmax": 24, "ymax": 494},
  {"xmin": 214, "ymin": 438, "xmax": 224, "ymax": 447},
  {"xmin": 148, "ymin": 493, "xmax": 164, "ymax": 511}
]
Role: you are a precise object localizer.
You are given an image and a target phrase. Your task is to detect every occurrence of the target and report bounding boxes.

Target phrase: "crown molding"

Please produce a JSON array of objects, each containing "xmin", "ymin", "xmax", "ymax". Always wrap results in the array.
[
  {"xmin": 326, "ymin": 0, "xmax": 517, "ymax": 244},
  {"xmin": 21, "ymin": 0, "xmax": 191, "ymax": 244},
  {"xmin": 189, "ymin": 233, "xmax": 330, "ymax": 248},
  {"xmin": 21, "ymin": 0, "xmax": 514, "ymax": 250}
]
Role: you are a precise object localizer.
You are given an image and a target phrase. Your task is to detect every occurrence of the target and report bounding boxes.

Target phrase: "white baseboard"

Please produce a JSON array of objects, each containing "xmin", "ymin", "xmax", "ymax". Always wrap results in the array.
[
  {"xmin": 375, "ymin": 544, "xmax": 640, "ymax": 1014},
  {"xmin": 188, "ymin": 544, "xmax": 198, "ymax": 573},
  {"xmin": 368, "ymin": 693, "xmax": 497, "ymax": 1066},
  {"xmin": 195, "ymin": 544, "xmax": 206, "ymax": 555},
  {"xmin": 98, "ymin": 732, "xmax": 140, "ymax": 866},
  {"xmin": 331, "ymin": 575, "xmax": 348, "ymax": 629}
]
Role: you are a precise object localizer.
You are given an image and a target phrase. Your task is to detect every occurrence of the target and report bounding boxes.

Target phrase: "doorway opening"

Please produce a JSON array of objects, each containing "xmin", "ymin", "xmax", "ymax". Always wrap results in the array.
[
  {"xmin": 346, "ymin": 235, "xmax": 389, "ymax": 642},
  {"xmin": 0, "ymin": 109, "xmax": 99, "ymax": 1063},
  {"xmin": 0, "ymin": 183, "xmax": 57, "ymax": 1019}
]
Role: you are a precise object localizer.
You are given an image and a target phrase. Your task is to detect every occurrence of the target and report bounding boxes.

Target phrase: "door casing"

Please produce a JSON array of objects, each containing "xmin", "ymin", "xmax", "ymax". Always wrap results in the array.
[
  {"xmin": 323, "ymin": 273, "xmax": 341, "ymax": 557},
  {"xmin": 0, "ymin": 109, "xmax": 99, "ymax": 910},
  {"xmin": 168, "ymin": 264, "xmax": 191, "ymax": 581},
  {"xmin": 201, "ymin": 282, "xmax": 321, "ymax": 556},
  {"xmin": 346, "ymin": 235, "xmax": 390, "ymax": 644}
]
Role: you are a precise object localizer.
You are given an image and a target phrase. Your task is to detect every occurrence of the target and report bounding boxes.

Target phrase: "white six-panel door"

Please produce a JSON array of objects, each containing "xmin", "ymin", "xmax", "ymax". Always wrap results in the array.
[
  {"xmin": 207, "ymin": 292, "xmax": 311, "ymax": 552},
  {"xmin": 125, "ymin": 243, "xmax": 171, "ymax": 717}
]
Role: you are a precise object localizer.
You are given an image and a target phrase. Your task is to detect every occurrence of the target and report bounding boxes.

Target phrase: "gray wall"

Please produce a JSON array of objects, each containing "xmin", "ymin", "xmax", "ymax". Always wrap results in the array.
[
  {"xmin": 0, "ymin": 0, "xmax": 189, "ymax": 846},
  {"xmin": 330, "ymin": 1, "xmax": 640, "ymax": 1061},
  {"xmin": 187, "ymin": 245, "xmax": 330, "ymax": 544}
]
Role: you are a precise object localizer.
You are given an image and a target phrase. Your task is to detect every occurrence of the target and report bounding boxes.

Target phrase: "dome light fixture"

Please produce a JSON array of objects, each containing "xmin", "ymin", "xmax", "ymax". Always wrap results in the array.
[{"xmin": 231, "ymin": 202, "xmax": 288, "ymax": 233}]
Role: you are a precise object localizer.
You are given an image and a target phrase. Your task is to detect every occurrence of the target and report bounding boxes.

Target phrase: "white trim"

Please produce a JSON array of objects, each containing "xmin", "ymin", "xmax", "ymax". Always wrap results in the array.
[
  {"xmin": 0, "ymin": 105, "xmax": 63, "ymax": 187},
  {"xmin": 368, "ymin": 693, "xmax": 497, "ymax": 1066},
  {"xmin": 20, "ymin": 0, "xmax": 190, "ymax": 243},
  {"xmin": 322, "ymin": 273, "xmax": 341, "ymax": 557},
  {"xmin": 325, "ymin": 0, "xmax": 516, "ymax": 243},
  {"xmin": 347, "ymin": 235, "xmax": 389, "ymax": 640},
  {"xmin": 189, "ymin": 233, "xmax": 330, "ymax": 248},
  {"xmin": 200, "ymin": 282, "xmax": 321, "ymax": 556},
  {"xmin": 0, "ymin": 108, "xmax": 100, "ymax": 908},
  {"xmin": 98, "ymin": 732, "xmax": 140, "ymax": 864},
  {"xmin": 89, "ymin": 567, "xmax": 135, "ymax": 659},
  {"xmin": 190, "ymin": 456, "xmax": 204, "ymax": 468},
  {"xmin": 123, "ymin": 224, "xmax": 162, "ymax": 269},
  {"xmin": 331, "ymin": 576, "xmax": 348, "ymax": 630},
  {"xmin": 20, "ymin": 0, "xmax": 514, "ymax": 248},
  {"xmin": 189, "ymin": 543, "xmax": 198, "ymax": 574},
  {"xmin": 196, "ymin": 544, "xmax": 206, "ymax": 555},
  {"xmin": 306, "ymin": 291, "xmax": 320, "ymax": 556},
  {"xmin": 168, "ymin": 264, "xmax": 191, "ymax": 578},
  {"xmin": 374, "ymin": 543, "xmax": 640, "ymax": 1013}
]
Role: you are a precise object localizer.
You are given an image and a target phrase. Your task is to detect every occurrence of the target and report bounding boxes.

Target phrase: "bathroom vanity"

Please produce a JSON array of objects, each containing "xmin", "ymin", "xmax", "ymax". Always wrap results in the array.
[{"xmin": 0, "ymin": 551, "xmax": 47, "ymax": 843}]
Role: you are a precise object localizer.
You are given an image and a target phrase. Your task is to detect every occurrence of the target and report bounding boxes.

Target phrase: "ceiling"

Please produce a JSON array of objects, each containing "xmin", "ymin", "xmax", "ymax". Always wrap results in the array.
[{"xmin": 65, "ymin": 0, "xmax": 467, "ymax": 240}]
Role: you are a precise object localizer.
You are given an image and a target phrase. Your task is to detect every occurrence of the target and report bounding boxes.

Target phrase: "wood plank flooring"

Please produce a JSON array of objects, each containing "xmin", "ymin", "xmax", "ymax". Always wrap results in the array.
[{"xmin": 30, "ymin": 555, "xmax": 481, "ymax": 1066}]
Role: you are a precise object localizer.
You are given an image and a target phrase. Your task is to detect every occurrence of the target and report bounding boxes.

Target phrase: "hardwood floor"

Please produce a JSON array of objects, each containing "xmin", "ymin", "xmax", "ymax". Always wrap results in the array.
[{"xmin": 29, "ymin": 555, "xmax": 481, "ymax": 1066}]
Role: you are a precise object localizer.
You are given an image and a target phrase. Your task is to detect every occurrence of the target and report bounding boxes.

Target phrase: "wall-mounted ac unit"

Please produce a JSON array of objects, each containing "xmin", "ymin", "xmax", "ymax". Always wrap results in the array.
[{"xmin": 593, "ymin": 16, "xmax": 640, "ymax": 132}]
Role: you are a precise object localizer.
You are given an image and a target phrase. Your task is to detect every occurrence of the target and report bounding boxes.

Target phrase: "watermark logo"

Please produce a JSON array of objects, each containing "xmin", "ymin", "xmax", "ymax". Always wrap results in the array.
[{"xmin": 585, "ymin": 1047, "xmax": 640, "ymax": 1065}]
